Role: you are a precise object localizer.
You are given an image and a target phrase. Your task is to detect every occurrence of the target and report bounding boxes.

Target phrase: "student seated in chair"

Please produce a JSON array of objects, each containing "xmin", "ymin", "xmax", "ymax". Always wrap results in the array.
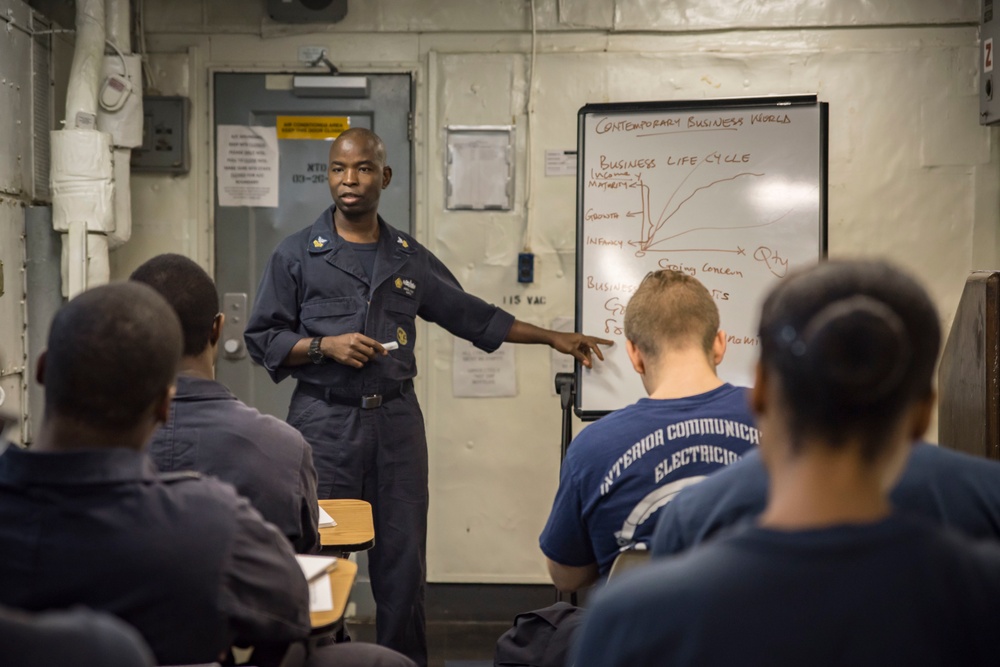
[
  {"xmin": 574, "ymin": 259, "xmax": 1000, "ymax": 666},
  {"xmin": 538, "ymin": 270, "xmax": 758, "ymax": 593},
  {"xmin": 133, "ymin": 253, "xmax": 320, "ymax": 553}
]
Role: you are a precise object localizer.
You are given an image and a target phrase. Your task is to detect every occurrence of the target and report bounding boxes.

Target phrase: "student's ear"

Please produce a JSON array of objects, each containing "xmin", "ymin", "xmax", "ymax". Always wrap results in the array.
[
  {"xmin": 908, "ymin": 390, "xmax": 935, "ymax": 441},
  {"xmin": 750, "ymin": 361, "xmax": 768, "ymax": 416},
  {"xmin": 154, "ymin": 384, "xmax": 176, "ymax": 425},
  {"xmin": 382, "ymin": 165, "xmax": 393, "ymax": 189},
  {"xmin": 35, "ymin": 351, "xmax": 47, "ymax": 386},
  {"xmin": 712, "ymin": 330, "xmax": 727, "ymax": 366},
  {"xmin": 210, "ymin": 313, "xmax": 225, "ymax": 347},
  {"xmin": 625, "ymin": 339, "xmax": 645, "ymax": 375}
]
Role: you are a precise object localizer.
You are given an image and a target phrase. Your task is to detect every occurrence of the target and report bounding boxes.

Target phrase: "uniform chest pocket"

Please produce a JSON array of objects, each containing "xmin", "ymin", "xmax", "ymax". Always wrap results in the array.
[
  {"xmin": 383, "ymin": 294, "xmax": 418, "ymax": 350},
  {"xmin": 300, "ymin": 297, "xmax": 365, "ymax": 337}
]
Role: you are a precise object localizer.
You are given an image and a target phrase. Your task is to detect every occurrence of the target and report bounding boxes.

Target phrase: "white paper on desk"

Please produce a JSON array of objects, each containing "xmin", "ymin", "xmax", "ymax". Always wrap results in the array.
[
  {"xmin": 318, "ymin": 506, "xmax": 337, "ymax": 528},
  {"xmin": 309, "ymin": 573, "xmax": 334, "ymax": 613},
  {"xmin": 295, "ymin": 554, "xmax": 338, "ymax": 582}
]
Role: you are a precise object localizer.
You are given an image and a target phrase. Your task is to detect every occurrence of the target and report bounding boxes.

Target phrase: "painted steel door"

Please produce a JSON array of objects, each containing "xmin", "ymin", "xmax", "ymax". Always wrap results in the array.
[{"xmin": 213, "ymin": 72, "xmax": 412, "ymax": 417}]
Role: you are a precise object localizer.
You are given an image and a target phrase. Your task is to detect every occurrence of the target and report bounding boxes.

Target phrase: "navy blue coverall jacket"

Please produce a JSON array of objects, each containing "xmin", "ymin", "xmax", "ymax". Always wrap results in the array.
[
  {"xmin": 148, "ymin": 374, "xmax": 320, "ymax": 554},
  {"xmin": 0, "ymin": 445, "xmax": 310, "ymax": 665},
  {"xmin": 245, "ymin": 207, "xmax": 514, "ymax": 395},
  {"xmin": 244, "ymin": 206, "xmax": 514, "ymax": 666}
]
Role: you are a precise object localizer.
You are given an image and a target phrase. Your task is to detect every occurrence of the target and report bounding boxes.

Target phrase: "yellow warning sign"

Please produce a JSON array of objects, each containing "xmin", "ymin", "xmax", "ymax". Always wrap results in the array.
[{"xmin": 276, "ymin": 116, "xmax": 351, "ymax": 140}]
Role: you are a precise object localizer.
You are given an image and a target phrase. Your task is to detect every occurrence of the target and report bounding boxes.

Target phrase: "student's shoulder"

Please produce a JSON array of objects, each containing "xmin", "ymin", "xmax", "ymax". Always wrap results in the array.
[
  {"xmin": 900, "ymin": 515, "xmax": 1000, "ymax": 583},
  {"xmin": 154, "ymin": 468, "xmax": 244, "ymax": 509},
  {"xmin": 225, "ymin": 397, "xmax": 310, "ymax": 450},
  {"xmin": 906, "ymin": 442, "xmax": 1000, "ymax": 476},
  {"xmin": 568, "ymin": 404, "xmax": 648, "ymax": 450}
]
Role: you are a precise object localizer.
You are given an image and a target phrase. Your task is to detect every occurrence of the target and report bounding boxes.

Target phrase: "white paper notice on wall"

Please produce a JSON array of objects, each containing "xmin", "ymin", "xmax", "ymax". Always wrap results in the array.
[
  {"xmin": 452, "ymin": 339, "xmax": 517, "ymax": 397},
  {"xmin": 550, "ymin": 316, "xmax": 576, "ymax": 395},
  {"xmin": 217, "ymin": 125, "xmax": 279, "ymax": 207},
  {"xmin": 545, "ymin": 150, "xmax": 577, "ymax": 177}
]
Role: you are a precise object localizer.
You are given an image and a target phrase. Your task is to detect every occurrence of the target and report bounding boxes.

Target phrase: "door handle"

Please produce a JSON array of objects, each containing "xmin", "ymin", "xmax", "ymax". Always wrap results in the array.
[{"xmin": 221, "ymin": 293, "xmax": 248, "ymax": 361}]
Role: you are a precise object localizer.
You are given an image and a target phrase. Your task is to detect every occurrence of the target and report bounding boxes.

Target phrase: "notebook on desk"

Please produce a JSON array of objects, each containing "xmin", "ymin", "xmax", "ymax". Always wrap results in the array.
[{"xmin": 295, "ymin": 555, "xmax": 338, "ymax": 613}]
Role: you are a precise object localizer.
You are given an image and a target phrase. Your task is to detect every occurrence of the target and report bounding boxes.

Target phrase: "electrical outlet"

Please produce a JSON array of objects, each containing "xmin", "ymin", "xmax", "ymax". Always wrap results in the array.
[{"xmin": 518, "ymin": 253, "xmax": 534, "ymax": 284}]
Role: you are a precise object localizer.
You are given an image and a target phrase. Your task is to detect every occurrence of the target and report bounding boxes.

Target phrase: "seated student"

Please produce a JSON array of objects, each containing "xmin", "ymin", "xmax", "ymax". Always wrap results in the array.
[
  {"xmin": 573, "ymin": 260, "xmax": 1000, "ymax": 667},
  {"xmin": 538, "ymin": 270, "xmax": 758, "ymax": 592},
  {"xmin": 0, "ymin": 283, "xmax": 413, "ymax": 667},
  {"xmin": 1, "ymin": 604, "xmax": 154, "ymax": 667},
  {"xmin": 132, "ymin": 253, "xmax": 319, "ymax": 553},
  {"xmin": 650, "ymin": 441, "xmax": 1000, "ymax": 557}
]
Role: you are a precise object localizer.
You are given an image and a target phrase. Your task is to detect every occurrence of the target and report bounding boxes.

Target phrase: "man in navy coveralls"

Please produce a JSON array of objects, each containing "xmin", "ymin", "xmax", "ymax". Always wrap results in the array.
[{"xmin": 245, "ymin": 127, "xmax": 611, "ymax": 665}]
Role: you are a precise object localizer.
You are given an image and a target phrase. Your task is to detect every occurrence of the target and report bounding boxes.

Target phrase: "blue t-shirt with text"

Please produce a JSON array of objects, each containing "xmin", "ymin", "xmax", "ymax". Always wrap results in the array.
[{"xmin": 539, "ymin": 383, "xmax": 757, "ymax": 574}]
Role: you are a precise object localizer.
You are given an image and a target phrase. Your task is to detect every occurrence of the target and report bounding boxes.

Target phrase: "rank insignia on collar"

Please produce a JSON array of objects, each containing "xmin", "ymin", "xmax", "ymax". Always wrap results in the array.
[
  {"xmin": 396, "ymin": 236, "xmax": 409, "ymax": 249},
  {"xmin": 312, "ymin": 235, "xmax": 329, "ymax": 249},
  {"xmin": 394, "ymin": 277, "xmax": 403, "ymax": 289}
]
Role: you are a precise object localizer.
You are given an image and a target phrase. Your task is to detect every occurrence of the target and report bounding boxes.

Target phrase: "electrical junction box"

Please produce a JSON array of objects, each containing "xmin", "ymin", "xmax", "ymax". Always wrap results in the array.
[
  {"xmin": 981, "ymin": 0, "xmax": 1000, "ymax": 124},
  {"xmin": 132, "ymin": 96, "xmax": 190, "ymax": 174},
  {"xmin": 267, "ymin": 0, "xmax": 348, "ymax": 23}
]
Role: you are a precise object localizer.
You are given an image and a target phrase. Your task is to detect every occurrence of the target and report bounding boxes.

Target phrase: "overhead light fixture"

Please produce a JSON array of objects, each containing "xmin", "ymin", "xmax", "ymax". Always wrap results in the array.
[{"xmin": 293, "ymin": 75, "xmax": 369, "ymax": 99}]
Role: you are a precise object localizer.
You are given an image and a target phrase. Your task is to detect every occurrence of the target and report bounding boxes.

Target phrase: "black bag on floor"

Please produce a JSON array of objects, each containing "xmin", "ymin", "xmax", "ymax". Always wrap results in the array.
[{"xmin": 494, "ymin": 602, "xmax": 585, "ymax": 667}]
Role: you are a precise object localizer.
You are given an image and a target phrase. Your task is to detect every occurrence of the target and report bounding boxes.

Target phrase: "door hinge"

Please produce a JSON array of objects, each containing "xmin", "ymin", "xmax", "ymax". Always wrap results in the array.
[{"xmin": 407, "ymin": 112, "xmax": 414, "ymax": 142}]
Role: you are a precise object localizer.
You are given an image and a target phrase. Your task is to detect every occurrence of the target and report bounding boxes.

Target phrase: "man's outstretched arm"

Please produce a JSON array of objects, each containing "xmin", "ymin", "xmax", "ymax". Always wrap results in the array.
[{"xmin": 505, "ymin": 320, "xmax": 613, "ymax": 369}]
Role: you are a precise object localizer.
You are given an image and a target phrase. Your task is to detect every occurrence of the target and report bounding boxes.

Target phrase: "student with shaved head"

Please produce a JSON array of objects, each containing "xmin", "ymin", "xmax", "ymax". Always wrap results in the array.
[
  {"xmin": 132, "ymin": 253, "xmax": 319, "ymax": 553},
  {"xmin": 246, "ymin": 127, "xmax": 612, "ymax": 665}
]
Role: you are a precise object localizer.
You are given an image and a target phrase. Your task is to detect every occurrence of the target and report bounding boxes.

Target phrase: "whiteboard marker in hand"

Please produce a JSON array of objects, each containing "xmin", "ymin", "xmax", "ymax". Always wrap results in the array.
[{"xmin": 381, "ymin": 341, "xmax": 399, "ymax": 352}]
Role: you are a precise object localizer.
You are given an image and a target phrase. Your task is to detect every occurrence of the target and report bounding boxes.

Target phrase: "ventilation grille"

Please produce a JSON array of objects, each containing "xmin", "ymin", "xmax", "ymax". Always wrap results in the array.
[{"xmin": 31, "ymin": 15, "xmax": 51, "ymax": 202}]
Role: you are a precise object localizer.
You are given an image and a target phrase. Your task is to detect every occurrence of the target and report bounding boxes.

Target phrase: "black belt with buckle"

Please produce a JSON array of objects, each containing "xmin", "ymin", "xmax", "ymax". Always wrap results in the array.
[{"xmin": 298, "ymin": 380, "xmax": 409, "ymax": 409}]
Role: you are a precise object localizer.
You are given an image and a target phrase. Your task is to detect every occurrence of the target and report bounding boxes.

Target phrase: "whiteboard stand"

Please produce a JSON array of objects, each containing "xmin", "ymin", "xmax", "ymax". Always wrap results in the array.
[{"xmin": 553, "ymin": 371, "xmax": 579, "ymax": 606}]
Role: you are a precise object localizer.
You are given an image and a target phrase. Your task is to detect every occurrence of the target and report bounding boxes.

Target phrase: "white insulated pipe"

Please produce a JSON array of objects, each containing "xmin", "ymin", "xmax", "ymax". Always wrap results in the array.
[
  {"xmin": 104, "ymin": 0, "xmax": 136, "ymax": 248},
  {"xmin": 64, "ymin": 0, "xmax": 105, "ymax": 130},
  {"xmin": 105, "ymin": 0, "xmax": 131, "ymax": 53}
]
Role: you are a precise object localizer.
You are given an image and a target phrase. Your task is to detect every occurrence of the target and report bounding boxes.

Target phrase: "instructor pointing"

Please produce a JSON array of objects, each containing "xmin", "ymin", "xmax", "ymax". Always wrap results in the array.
[{"xmin": 245, "ymin": 127, "xmax": 610, "ymax": 666}]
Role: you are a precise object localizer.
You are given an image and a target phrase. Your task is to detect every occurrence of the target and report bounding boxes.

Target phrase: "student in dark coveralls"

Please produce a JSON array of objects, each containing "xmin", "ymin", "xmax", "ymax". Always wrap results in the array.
[
  {"xmin": 0, "ymin": 283, "xmax": 415, "ymax": 667},
  {"xmin": 1, "ymin": 605, "xmax": 154, "ymax": 667},
  {"xmin": 133, "ymin": 253, "xmax": 320, "ymax": 553},
  {"xmin": 574, "ymin": 260, "xmax": 1000, "ymax": 667},
  {"xmin": 245, "ymin": 127, "xmax": 612, "ymax": 665}
]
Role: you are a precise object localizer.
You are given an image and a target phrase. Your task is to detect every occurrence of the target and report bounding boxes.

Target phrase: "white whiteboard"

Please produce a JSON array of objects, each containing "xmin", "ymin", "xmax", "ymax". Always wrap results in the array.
[{"xmin": 575, "ymin": 97, "xmax": 827, "ymax": 418}]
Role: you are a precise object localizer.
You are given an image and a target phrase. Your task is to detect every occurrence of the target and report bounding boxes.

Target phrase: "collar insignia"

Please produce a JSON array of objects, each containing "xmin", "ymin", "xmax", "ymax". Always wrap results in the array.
[{"xmin": 312, "ymin": 235, "xmax": 329, "ymax": 249}]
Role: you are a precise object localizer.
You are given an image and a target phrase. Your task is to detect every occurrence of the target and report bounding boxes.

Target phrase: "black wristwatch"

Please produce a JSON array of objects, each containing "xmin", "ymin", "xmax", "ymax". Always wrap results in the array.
[{"xmin": 307, "ymin": 336, "xmax": 326, "ymax": 364}]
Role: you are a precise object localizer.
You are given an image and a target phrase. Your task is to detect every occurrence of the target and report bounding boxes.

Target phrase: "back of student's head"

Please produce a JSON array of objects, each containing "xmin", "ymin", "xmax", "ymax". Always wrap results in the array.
[
  {"xmin": 758, "ymin": 259, "xmax": 940, "ymax": 459},
  {"xmin": 130, "ymin": 254, "xmax": 219, "ymax": 357},
  {"xmin": 44, "ymin": 282, "xmax": 182, "ymax": 430},
  {"xmin": 624, "ymin": 270, "xmax": 719, "ymax": 358}
]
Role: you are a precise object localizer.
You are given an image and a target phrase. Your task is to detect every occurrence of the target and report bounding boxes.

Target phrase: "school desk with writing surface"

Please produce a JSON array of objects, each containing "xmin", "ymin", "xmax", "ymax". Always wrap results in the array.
[
  {"xmin": 310, "ymin": 558, "xmax": 358, "ymax": 632},
  {"xmin": 318, "ymin": 499, "xmax": 375, "ymax": 553}
]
